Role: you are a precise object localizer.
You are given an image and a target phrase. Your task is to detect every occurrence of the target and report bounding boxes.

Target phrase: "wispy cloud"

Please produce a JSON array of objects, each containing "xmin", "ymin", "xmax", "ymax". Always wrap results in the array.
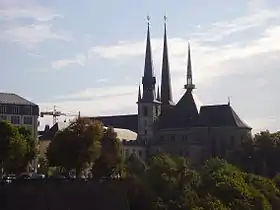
[
  {"xmin": 27, "ymin": 52, "xmax": 45, "ymax": 58},
  {"xmin": 4, "ymin": 24, "xmax": 72, "ymax": 47},
  {"xmin": 52, "ymin": 54, "xmax": 86, "ymax": 70},
  {"xmin": 0, "ymin": 0, "xmax": 69, "ymax": 47},
  {"xmin": 0, "ymin": 6, "xmax": 62, "ymax": 22}
]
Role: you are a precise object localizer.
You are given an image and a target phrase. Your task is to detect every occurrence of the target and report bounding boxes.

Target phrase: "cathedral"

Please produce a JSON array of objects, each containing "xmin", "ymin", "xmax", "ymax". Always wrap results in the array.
[{"xmin": 93, "ymin": 20, "xmax": 252, "ymax": 164}]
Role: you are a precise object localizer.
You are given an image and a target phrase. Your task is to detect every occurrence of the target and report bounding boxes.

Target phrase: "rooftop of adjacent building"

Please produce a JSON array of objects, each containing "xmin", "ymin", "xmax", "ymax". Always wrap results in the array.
[
  {"xmin": 0, "ymin": 92, "xmax": 37, "ymax": 106},
  {"xmin": 39, "ymin": 121, "xmax": 137, "ymax": 142}
]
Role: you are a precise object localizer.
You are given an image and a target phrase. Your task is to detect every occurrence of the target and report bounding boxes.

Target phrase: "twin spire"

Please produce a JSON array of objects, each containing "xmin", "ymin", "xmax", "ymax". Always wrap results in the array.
[{"xmin": 138, "ymin": 16, "xmax": 194, "ymax": 105}]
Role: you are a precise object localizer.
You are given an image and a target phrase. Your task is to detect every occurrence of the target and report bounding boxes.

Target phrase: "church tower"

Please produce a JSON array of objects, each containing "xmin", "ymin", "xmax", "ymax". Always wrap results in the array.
[{"xmin": 137, "ymin": 17, "xmax": 161, "ymax": 143}]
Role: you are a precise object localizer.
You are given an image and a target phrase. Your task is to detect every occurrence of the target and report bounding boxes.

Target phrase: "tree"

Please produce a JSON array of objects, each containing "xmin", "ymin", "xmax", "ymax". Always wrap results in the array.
[
  {"xmin": 3, "ymin": 136, "xmax": 27, "ymax": 174},
  {"xmin": 92, "ymin": 127, "xmax": 124, "ymax": 179},
  {"xmin": 144, "ymin": 154, "xmax": 200, "ymax": 209},
  {"xmin": 0, "ymin": 121, "xmax": 17, "ymax": 167},
  {"xmin": 125, "ymin": 153, "xmax": 147, "ymax": 177},
  {"xmin": 18, "ymin": 126, "xmax": 37, "ymax": 170},
  {"xmin": 47, "ymin": 118, "xmax": 103, "ymax": 176}
]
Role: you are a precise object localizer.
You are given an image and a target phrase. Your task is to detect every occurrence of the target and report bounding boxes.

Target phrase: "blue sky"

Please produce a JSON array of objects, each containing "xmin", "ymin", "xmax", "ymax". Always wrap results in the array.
[{"xmin": 0, "ymin": 0, "xmax": 279, "ymax": 133}]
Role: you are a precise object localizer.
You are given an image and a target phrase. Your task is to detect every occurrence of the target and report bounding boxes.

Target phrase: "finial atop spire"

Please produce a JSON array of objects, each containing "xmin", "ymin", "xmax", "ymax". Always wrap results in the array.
[
  {"xmin": 228, "ymin": 96, "xmax": 231, "ymax": 106},
  {"xmin": 147, "ymin": 15, "xmax": 150, "ymax": 25},
  {"xmin": 164, "ymin": 15, "xmax": 167, "ymax": 23}
]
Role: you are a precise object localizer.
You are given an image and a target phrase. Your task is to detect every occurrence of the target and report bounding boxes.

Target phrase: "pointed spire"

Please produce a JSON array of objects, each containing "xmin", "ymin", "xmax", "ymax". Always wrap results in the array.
[
  {"xmin": 160, "ymin": 15, "xmax": 174, "ymax": 107},
  {"xmin": 184, "ymin": 42, "xmax": 195, "ymax": 92},
  {"xmin": 141, "ymin": 16, "xmax": 156, "ymax": 102},
  {"xmin": 156, "ymin": 85, "xmax": 161, "ymax": 101},
  {"xmin": 143, "ymin": 16, "xmax": 155, "ymax": 79},
  {"xmin": 138, "ymin": 85, "xmax": 141, "ymax": 102}
]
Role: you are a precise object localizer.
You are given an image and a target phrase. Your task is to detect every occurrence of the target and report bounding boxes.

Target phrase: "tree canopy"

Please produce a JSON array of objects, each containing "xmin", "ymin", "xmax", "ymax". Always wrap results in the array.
[
  {"xmin": 46, "ymin": 118, "xmax": 103, "ymax": 176},
  {"xmin": 0, "ymin": 120, "xmax": 36, "ymax": 174}
]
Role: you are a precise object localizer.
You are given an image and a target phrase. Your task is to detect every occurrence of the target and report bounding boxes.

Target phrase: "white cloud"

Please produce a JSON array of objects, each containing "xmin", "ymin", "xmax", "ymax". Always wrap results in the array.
[
  {"xmin": 193, "ymin": 8, "xmax": 279, "ymax": 42},
  {"xmin": 52, "ymin": 54, "xmax": 86, "ymax": 70},
  {"xmin": 0, "ymin": 0, "xmax": 61, "ymax": 22},
  {"xmin": 4, "ymin": 24, "xmax": 72, "ymax": 47},
  {"xmin": 0, "ymin": 6, "xmax": 61, "ymax": 22}
]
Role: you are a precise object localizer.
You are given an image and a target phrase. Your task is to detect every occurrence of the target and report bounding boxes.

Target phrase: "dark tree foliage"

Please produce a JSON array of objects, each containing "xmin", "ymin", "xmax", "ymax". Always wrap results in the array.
[
  {"xmin": 47, "ymin": 118, "xmax": 103, "ymax": 176},
  {"xmin": 92, "ymin": 127, "xmax": 124, "ymax": 179},
  {"xmin": 0, "ymin": 121, "xmax": 36, "ymax": 174},
  {"xmin": 228, "ymin": 130, "xmax": 280, "ymax": 178}
]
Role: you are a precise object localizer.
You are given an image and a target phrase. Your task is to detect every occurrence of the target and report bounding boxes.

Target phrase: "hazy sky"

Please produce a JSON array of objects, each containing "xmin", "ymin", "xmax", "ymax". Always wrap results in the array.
[{"xmin": 0, "ymin": 0, "xmax": 279, "ymax": 133}]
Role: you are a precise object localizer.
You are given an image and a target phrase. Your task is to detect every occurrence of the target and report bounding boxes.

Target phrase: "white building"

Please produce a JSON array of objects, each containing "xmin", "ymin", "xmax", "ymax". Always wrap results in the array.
[{"xmin": 0, "ymin": 92, "xmax": 39, "ymax": 140}]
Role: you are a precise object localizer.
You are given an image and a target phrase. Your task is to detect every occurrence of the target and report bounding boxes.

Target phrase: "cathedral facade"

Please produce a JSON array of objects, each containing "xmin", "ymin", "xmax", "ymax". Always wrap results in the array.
[{"xmin": 93, "ymin": 21, "xmax": 252, "ymax": 164}]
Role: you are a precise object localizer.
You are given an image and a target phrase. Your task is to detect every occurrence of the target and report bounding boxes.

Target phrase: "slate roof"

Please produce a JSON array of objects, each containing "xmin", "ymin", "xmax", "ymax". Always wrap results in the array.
[
  {"xmin": 199, "ymin": 104, "xmax": 251, "ymax": 129},
  {"xmin": 0, "ymin": 92, "xmax": 37, "ymax": 105},
  {"xmin": 91, "ymin": 114, "xmax": 138, "ymax": 133},
  {"xmin": 156, "ymin": 90, "xmax": 199, "ymax": 129}
]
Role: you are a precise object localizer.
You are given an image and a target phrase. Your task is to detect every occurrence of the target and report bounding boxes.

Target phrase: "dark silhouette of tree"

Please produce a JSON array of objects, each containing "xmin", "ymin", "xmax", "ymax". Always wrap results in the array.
[{"xmin": 47, "ymin": 118, "xmax": 103, "ymax": 176}]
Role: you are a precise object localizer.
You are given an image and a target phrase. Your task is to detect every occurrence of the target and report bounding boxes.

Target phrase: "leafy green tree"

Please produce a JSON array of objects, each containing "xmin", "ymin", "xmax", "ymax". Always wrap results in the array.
[
  {"xmin": 3, "ymin": 136, "xmax": 27, "ymax": 174},
  {"xmin": 145, "ymin": 154, "xmax": 200, "ymax": 209},
  {"xmin": 0, "ymin": 121, "xmax": 33, "ymax": 174},
  {"xmin": 92, "ymin": 127, "xmax": 124, "ymax": 179},
  {"xmin": 0, "ymin": 121, "xmax": 17, "ymax": 168},
  {"xmin": 125, "ymin": 153, "xmax": 147, "ymax": 177},
  {"xmin": 47, "ymin": 118, "xmax": 103, "ymax": 176},
  {"xmin": 18, "ymin": 126, "xmax": 37, "ymax": 170}
]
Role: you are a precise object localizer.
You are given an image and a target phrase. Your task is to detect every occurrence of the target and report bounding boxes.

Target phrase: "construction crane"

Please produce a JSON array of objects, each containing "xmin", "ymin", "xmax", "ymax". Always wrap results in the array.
[{"xmin": 40, "ymin": 105, "xmax": 80, "ymax": 126}]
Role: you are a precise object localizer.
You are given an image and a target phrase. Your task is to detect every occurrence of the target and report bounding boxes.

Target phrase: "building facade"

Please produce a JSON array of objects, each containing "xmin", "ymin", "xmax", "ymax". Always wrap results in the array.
[
  {"xmin": 93, "ymin": 20, "xmax": 252, "ymax": 164},
  {"xmin": 0, "ymin": 93, "xmax": 39, "ymax": 140}
]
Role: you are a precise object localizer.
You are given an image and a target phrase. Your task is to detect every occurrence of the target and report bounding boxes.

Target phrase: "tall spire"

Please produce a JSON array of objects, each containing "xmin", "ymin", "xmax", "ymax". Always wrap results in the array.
[
  {"xmin": 184, "ymin": 42, "xmax": 195, "ymax": 92},
  {"xmin": 141, "ymin": 16, "xmax": 156, "ymax": 102},
  {"xmin": 160, "ymin": 16, "xmax": 174, "ymax": 107}
]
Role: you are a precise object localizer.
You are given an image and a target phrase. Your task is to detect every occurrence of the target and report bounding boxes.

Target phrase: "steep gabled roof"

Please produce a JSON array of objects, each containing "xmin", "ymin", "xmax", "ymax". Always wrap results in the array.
[
  {"xmin": 0, "ymin": 92, "xmax": 37, "ymax": 105},
  {"xmin": 156, "ymin": 91, "xmax": 199, "ymax": 129},
  {"xmin": 199, "ymin": 104, "xmax": 251, "ymax": 129}
]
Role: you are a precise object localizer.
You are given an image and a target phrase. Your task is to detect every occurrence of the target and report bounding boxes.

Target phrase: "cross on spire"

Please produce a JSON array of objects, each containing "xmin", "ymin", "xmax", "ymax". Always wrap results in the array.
[{"xmin": 147, "ymin": 15, "xmax": 150, "ymax": 25}]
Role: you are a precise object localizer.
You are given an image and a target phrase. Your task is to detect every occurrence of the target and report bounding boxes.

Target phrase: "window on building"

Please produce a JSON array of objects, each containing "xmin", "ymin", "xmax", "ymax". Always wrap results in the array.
[
  {"xmin": 182, "ymin": 135, "xmax": 187, "ymax": 141},
  {"xmin": 11, "ymin": 116, "xmax": 20, "ymax": 124},
  {"xmin": 138, "ymin": 150, "xmax": 142, "ymax": 157},
  {"xmin": 144, "ymin": 130, "xmax": 147, "ymax": 135},
  {"xmin": 170, "ymin": 135, "xmax": 175, "ymax": 141},
  {"xmin": 23, "ymin": 106, "xmax": 32, "ymax": 115},
  {"xmin": 0, "ymin": 105, "xmax": 7, "ymax": 114},
  {"xmin": 0, "ymin": 115, "xmax": 7, "ymax": 121},
  {"xmin": 143, "ymin": 106, "xmax": 148, "ymax": 116},
  {"xmin": 12, "ymin": 106, "xmax": 19, "ymax": 114},
  {"xmin": 160, "ymin": 135, "xmax": 164, "ymax": 141},
  {"xmin": 23, "ymin": 116, "xmax": 33, "ymax": 125}
]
